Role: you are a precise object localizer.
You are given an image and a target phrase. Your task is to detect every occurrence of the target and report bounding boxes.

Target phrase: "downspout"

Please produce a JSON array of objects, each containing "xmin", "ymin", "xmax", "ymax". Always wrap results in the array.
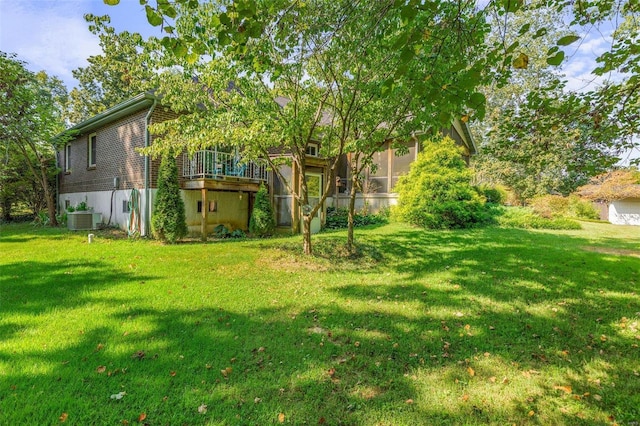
[
  {"xmin": 144, "ymin": 99, "xmax": 157, "ymax": 237},
  {"xmin": 54, "ymin": 148, "xmax": 59, "ymax": 217}
]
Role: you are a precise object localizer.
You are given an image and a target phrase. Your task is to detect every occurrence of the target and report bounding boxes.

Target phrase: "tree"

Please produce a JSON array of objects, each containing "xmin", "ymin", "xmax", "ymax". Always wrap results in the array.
[
  {"xmin": 473, "ymin": 4, "xmax": 619, "ymax": 202},
  {"xmin": 67, "ymin": 15, "xmax": 155, "ymax": 124},
  {"xmin": 249, "ymin": 183, "xmax": 275, "ymax": 237},
  {"xmin": 394, "ymin": 136, "xmax": 487, "ymax": 229},
  {"xmin": 0, "ymin": 52, "xmax": 68, "ymax": 226},
  {"xmin": 151, "ymin": 153, "xmax": 188, "ymax": 243},
  {"xmin": 576, "ymin": 168, "xmax": 640, "ymax": 203}
]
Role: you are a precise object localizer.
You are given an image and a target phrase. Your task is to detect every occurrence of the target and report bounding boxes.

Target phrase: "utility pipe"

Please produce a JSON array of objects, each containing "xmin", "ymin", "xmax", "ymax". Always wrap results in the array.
[{"xmin": 144, "ymin": 99, "xmax": 157, "ymax": 237}]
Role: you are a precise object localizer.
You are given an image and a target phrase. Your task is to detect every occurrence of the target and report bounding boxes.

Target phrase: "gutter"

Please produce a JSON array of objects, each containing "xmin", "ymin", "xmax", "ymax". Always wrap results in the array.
[
  {"xmin": 144, "ymin": 99, "xmax": 157, "ymax": 237},
  {"xmin": 54, "ymin": 93, "xmax": 156, "ymax": 141}
]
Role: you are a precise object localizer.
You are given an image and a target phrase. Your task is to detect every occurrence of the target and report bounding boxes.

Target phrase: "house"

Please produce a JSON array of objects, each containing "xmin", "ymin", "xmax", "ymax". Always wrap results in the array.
[
  {"xmin": 608, "ymin": 196, "xmax": 640, "ymax": 226},
  {"xmin": 57, "ymin": 93, "xmax": 475, "ymax": 237}
]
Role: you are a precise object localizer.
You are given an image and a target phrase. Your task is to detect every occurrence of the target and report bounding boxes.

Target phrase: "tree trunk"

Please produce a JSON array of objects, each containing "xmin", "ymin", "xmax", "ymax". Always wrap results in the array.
[
  {"xmin": 302, "ymin": 214, "xmax": 312, "ymax": 255},
  {"xmin": 39, "ymin": 158, "xmax": 58, "ymax": 226},
  {"xmin": 346, "ymin": 173, "xmax": 358, "ymax": 253}
]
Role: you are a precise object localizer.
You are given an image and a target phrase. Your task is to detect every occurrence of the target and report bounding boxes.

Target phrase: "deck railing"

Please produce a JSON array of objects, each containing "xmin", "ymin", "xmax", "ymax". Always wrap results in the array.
[{"xmin": 182, "ymin": 150, "xmax": 268, "ymax": 181}]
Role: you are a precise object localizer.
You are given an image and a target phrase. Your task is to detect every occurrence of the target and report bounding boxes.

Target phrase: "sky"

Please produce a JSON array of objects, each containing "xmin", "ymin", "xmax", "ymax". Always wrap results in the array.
[
  {"xmin": 0, "ymin": 0, "xmax": 163, "ymax": 88},
  {"xmin": 1, "ymin": 0, "xmax": 637, "ymax": 164}
]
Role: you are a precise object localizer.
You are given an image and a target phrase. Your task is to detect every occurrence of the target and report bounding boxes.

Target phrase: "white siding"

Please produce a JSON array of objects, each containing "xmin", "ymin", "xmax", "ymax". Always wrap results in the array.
[{"xmin": 609, "ymin": 198, "xmax": 640, "ymax": 226}]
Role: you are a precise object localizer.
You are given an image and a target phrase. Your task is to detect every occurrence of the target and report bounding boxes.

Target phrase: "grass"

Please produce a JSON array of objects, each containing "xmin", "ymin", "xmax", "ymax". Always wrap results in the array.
[{"xmin": 1, "ymin": 221, "xmax": 639, "ymax": 425}]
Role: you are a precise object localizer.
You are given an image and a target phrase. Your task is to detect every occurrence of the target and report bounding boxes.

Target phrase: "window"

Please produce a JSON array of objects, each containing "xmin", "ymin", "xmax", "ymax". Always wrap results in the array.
[
  {"xmin": 197, "ymin": 200, "xmax": 217, "ymax": 213},
  {"xmin": 64, "ymin": 144, "xmax": 71, "ymax": 173},
  {"xmin": 88, "ymin": 133, "xmax": 97, "ymax": 168},
  {"xmin": 305, "ymin": 143, "xmax": 318, "ymax": 157}
]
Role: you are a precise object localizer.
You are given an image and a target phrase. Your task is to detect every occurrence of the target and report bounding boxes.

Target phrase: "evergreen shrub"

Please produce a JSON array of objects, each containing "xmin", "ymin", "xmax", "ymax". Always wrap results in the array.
[
  {"xmin": 394, "ymin": 136, "xmax": 490, "ymax": 229},
  {"xmin": 151, "ymin": 154, "xmax": 188, "ymax": 243},
  {"xmin": 249, "ymin": 183, "xmax": 275, "ymax": 237}
]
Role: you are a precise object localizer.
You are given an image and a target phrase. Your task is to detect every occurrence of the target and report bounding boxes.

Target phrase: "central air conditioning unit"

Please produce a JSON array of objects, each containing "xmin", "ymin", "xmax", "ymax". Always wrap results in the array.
[{"xmin": 68, "ymin": 212, "xmax": 102, "ymax": 230}]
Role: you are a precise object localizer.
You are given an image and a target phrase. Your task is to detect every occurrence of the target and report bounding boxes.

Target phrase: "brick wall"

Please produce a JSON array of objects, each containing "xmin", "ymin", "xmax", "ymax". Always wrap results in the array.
[{"xmin": 59, "ymin": 105, "xmax": 179, "ymax": 194}]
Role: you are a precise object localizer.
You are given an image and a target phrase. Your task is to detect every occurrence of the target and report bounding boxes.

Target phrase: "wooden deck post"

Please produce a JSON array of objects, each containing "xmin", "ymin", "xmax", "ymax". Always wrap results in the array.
[{"xmin": 201, "ymin": 188, "xmax": 208, "ymax": 241}]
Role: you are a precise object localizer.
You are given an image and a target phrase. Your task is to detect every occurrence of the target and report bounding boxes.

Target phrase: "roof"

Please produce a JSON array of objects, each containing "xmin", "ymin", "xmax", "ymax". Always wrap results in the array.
[{"xmin": 58, "ymin": 92, "xmax": 157, "ymax": 139}]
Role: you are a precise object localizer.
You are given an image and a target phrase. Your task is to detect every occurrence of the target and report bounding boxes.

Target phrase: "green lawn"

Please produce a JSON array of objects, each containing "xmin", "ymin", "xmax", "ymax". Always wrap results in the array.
[{"xmin": 1, "ymin": 222, "xmax": 638, "ymax": 425}]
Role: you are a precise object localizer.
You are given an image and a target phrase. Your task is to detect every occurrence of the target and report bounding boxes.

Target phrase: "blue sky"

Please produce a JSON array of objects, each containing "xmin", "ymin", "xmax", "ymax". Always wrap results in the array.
[{"xmin": 0, "ymin": 0, "xmax": 162, "ymax": 88}]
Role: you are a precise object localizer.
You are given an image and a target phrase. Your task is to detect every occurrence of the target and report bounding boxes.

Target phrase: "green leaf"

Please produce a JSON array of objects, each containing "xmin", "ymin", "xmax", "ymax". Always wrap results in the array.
[
  {"xmin": 518, "ymin": 23, "xmax": 531, "ymax": 35},
  {"xmin": 172, "ymin": 40, "xmax": 188, "ymax": 58},
  {"xmin": 556, "ymin": 35, "xmax": 580, "ymax": 46},
  {"xmin": 469, "ymin": 92, "xmax": 486, "ymax": 107},
  {"xmin": 546, "ymin": 51, "xmax": 565, "ymax": 66},
  {"xmin": 186, "ymin": 52, "xmax": 199, "ymax": 65},
  {"xmin": 103, "ymin": 0, "xmax": 120, "ymax": 5},
  {"xmin": 145, "ymin": 5, "xmax": 163, "ymax": 26},
  {"xmin": 534, "ymin": 28, "xmax": 548, "ymax": 38},
  {"xmin": 503, "ymin": 0, "xmax": 523, "ymax": 13}
]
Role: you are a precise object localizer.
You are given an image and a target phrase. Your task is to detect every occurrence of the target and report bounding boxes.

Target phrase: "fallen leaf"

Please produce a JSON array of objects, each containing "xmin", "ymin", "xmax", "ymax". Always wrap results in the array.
[
  {"xmin": 405, "ymin": 399, "xmax": 414, "ymax": 404},
  {"xmin": 131, "ymin": 351, "xmax": 145, "ymax": 360},
  {"xmin": 170, "ymin": 371, "xmax": 176, "ymax": 377},
  {"xmin": 96, "ymin": 365, "xmax": 106, "ymax": 374},
  {"xmin": 489, "ymin": 376, "xmax": 497, "ymax": 383},
  {"xmin": 600, "ymin": 335, "xmax": 607, "ymax": 342},
  {"xmin": 198, "ymin": 404, "xmax": 207, "ymax": 414},
  {"xmin": 96, "ymin": 343, "xmax": 104, "ymax": 352},
  {"xmin": 592, "ymin": 394, "xmax": 602, "ymax": 401},
  {"xmin": 354, "ymin": 341, "xmax": 361, "ymax": 347},
  {"xmin": 221, "ymin": 367, "xmax": 233, "ymax": 377},
  {"xmin": 137, "ymin": 412, "xmax": 146, "ymax": 422},
  {"xmin": 327, "ymin": 368, "xmax": 336, "ymax": 377},
  {"xmin": 467, "ymin": 367, "xmax": 475, "ymax": 377},
  {"xmin": 553, "ymin": 385, "xmax": 572, "ymax": 394},
  {"xmin": 254, "ymin": 397, "xmax": 262, "ymax": 403},
  {"xmin": 455, "ymin": 312, "xmax": 464, "ymax": 317},
  {"xmin": 318, "ymin": 417, "xmax": 326, "ymax": 424},
  {"xmin": 59, "ymin": 412, "xmax": 68, "ymax": 422},
  {"xmin": 528, "ymin": 410, "xmax": 535, "ymax": 417},
  {"xmin": 462, "ymin": 394, "xmax": 470, "ymax": 401},
  {"xmin": 278, "ymin": 412, "xmax": 285, "ymax": 423}
]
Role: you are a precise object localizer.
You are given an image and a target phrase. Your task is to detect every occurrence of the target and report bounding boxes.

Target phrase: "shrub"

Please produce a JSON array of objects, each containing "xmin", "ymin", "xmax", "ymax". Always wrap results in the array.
[
  {"xmin": 325, "ymin": 207, "xmax": 388, "ymax": 230},
  {"xmin": 249, "ymin": 183, "xmax": 275, "ymax": 237},
  {"xmin": 394, "ymin": 136, "xmax": 490, "ymax": 229},
  {"xmin": 476, "ymin": 185, "xmax": 507, "ymax": 205},
  {"xmin": 151, "ymin": 154, "xmax": 188, "ymax": 243},
  {"xmin": 214, "ymin": 224, "xmax": 230, "ymax": 238},
  {"xmin": 496, "ymin": 206, "xmax": 581, "ymax": 230},
  {"xmin": 529, "ymin": 194, "xmax": 599, "ymax": 220}
]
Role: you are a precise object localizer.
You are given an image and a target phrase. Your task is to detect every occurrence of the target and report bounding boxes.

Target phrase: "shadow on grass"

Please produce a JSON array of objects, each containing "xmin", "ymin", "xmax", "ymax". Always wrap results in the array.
[{"xmin": 1, "ymin": 225, "xmax": 639, "ymax": 424}]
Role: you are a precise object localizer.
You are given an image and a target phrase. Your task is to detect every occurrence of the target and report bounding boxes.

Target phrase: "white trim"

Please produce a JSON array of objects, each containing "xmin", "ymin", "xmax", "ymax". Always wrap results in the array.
[{"xmin": 88, "ymin": 133, "xmax": 97, "ymax": 168}]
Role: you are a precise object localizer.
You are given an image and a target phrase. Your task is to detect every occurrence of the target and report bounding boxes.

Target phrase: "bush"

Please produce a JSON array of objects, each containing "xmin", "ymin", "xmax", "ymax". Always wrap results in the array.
[
  {"xmin": 496, "ymin": 206, "xmax": 581, "ymax": 230},
  {"xmin": 529, "ymin": 194, "xmax": 599, "ymax": 220},
  {"xmin": 151, "ymin": 154, "xmax": 188, "ymax": 243},
  {"xmin": 249, "ymin": 183, "xmax": 275, "ymax": 237},
  {"xmin": 325, "ymin": 207, "xmax": 388, "ymax": 230},
  {"xmin": 476, "ymin": 185, "xmax": 507, "ymax": 205},
  {"xmin": 394, "ymin": 136, "xmax": 490, "ymax": 229}
]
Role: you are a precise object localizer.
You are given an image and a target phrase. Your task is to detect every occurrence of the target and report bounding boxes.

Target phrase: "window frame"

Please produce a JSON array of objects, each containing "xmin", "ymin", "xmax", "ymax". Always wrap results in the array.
[
  {"xmin": 87, "ymin": 133, "xmax": 97, "ymax": 168},
  {"xmin": 305, "ymin": 142, "xmax": 319, "ymax": 157},
  {"xmin": 64, "ymin": 144, "xmax": 71, "ymax": 173}
]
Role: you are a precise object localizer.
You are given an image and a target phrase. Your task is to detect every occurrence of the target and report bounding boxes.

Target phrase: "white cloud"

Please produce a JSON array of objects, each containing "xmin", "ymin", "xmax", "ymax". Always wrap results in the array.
[{"xmin": 0, "ymin": 1, "xmax": 101, "ymax": 88}]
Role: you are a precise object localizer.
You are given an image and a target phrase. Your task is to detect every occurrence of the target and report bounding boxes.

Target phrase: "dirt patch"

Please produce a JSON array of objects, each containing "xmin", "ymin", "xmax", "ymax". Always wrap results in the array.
[{"xmin": 582, "ymin": 246, "xmax": 640, "ymax": 258}]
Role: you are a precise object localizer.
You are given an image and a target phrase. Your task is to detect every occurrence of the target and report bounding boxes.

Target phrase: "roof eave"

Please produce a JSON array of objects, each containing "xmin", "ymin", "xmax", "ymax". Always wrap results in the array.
[{"xmin": 57, "ymin": 93, "xmax": 157, "ymax": 140}]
